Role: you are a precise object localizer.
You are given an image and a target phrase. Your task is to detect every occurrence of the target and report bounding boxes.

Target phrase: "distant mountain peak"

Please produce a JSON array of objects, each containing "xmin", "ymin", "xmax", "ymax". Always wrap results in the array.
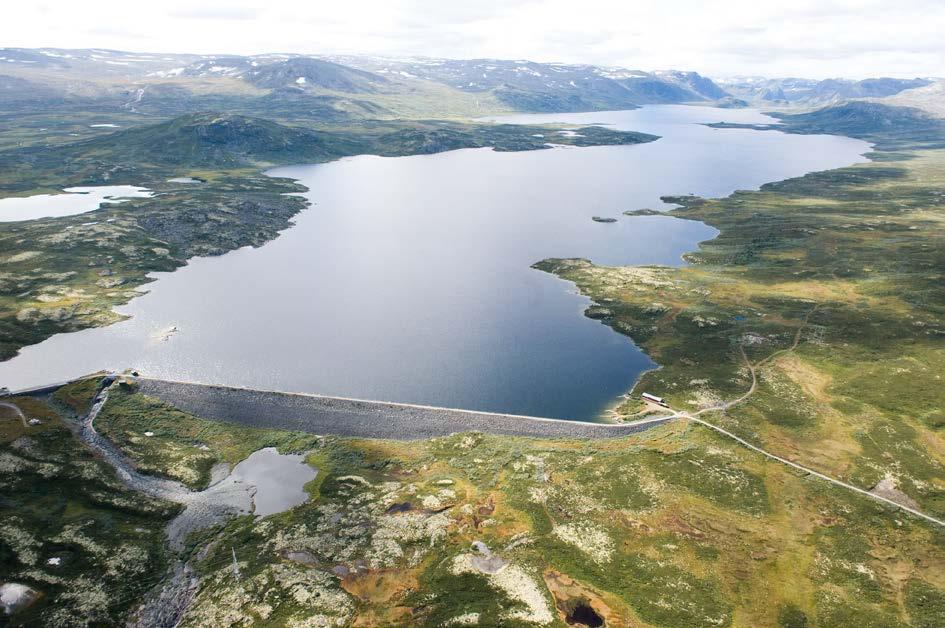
[
  {"xmin": 718, "ymin": 75, "xmax": 933, "ymax": 107},
  {"xmin": 244, "ymin": 57, "xmax": 388, "ymax": 93}
]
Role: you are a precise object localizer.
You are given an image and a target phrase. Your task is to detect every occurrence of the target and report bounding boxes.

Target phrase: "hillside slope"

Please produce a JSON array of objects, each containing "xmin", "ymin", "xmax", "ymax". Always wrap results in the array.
[
  {"xmin": 71, "ymin": 112, "xmax": 364, "ymax": 166},
  {"xmin": 868, "ymin": 79, "xmax": 945, "ymax": 119},
  {"xmin": 775, "ymin": 101, "xmax": 945, "ymax": 150},
  {"xmin": 0, "ymin": 49, "xmax": 738, "ymax": 119},
  {"xmin": 244, "ymin": 57, "xmax": 389, "ymax": 93}
]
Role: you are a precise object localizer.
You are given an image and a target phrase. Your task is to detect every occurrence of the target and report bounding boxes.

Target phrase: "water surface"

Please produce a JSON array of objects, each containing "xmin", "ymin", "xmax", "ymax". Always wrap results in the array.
[
  {"xmin": 231, "ymin": 447, "xmax": 316, "ymax": 516},
  {"xmin": 0, "ymin": 185, "xmax": 153, "ymax": 222},
  {"xmin": 0, "ymin": 106, "xmax": 870, "ymax": 419}
]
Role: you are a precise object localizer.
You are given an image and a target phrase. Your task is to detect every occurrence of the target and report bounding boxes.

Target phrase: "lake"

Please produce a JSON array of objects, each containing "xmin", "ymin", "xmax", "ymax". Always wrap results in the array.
[
  {"xmin": 0, "ymin": 185, "xmax": 153, "ymax": 222},
  {"xmin": 0, "ymin": 106, "xmax": 870, "ymax": 420}
]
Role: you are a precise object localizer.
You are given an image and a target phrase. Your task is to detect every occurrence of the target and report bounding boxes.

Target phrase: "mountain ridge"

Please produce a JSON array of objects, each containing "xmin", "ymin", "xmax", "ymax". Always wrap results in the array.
[{"xmin": 0, "ymin": 47, "xmax": 734, "ymax": 114}]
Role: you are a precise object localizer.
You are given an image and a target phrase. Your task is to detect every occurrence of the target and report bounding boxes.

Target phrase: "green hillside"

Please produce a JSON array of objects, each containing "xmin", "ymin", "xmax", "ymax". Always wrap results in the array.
[
  {"xmin": 776, "ymin": 102, "xmax": 945, "ymax": 150},
  {"xmin": 66, "ymin": 112, "xmax": 366, "ymax": 167}
]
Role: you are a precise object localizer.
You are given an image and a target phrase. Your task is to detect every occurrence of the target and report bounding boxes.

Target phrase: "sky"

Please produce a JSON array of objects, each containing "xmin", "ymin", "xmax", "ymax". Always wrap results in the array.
[{"xmin": 4, "ymin": 0, "xmax": 943, "ymax": 79}]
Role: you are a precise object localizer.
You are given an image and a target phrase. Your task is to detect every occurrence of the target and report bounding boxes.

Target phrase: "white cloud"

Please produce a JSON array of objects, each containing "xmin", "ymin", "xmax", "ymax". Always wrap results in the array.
[
  {"xmin": 167, "ymin": 7, "xmax": 263, "ymax": 20},
  {"xmin": 2, "ymin": 0, "xmax": 942, "ymax": 78}
]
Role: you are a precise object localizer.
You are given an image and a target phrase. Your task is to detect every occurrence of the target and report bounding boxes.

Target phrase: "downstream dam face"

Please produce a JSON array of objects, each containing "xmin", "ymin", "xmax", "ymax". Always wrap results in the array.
[{"xmin": 135, "ymin": 379, "xmax": 670, "ymax": 440}]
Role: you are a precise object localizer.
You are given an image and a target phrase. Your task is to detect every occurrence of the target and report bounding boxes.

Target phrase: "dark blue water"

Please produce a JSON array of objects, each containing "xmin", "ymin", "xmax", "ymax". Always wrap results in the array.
[{"xmin": 0, "ymin": 106, "xmax": 870, "ymax": 420}]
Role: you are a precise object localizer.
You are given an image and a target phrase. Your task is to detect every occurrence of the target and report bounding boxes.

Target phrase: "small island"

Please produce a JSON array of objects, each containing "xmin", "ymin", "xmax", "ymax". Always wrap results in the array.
[{"xmin": 591, "ymin": 216, "xmax": 618, "ymax": 223}]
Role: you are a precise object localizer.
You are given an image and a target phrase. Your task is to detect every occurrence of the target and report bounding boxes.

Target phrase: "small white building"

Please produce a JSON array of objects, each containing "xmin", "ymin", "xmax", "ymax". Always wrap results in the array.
[{"xmin": 641, "ymin": 392, "xmax": 668, "ymax": 407}]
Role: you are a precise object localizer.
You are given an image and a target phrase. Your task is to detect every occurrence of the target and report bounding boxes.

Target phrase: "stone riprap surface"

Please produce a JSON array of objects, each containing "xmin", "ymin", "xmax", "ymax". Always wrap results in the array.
[{"xmin": 137, "ymin": 378, "xmax": 668, "ymax": 440}]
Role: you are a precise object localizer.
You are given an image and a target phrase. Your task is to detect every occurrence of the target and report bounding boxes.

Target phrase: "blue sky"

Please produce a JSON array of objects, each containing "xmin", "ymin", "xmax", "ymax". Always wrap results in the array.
[{"xmin": 5, "ymin": 0, "xmax": 943, "ymax": 78}]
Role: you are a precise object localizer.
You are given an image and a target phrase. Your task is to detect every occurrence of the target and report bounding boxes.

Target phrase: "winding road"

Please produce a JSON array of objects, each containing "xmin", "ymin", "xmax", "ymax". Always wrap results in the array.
[
  {"xmin": 626, "ymin": 307, "xmax": 945, "ymax": 529},
  {"xmin": 682, "ymin": 414, "xmax": 945, "ymax": 528},
  {"xmin": 134, "ymin": 374, "xmax": 945, "ymax": 528}
]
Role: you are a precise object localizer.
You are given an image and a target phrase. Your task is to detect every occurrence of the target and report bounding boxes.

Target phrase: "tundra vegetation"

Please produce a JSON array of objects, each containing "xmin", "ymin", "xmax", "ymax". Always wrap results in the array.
[
  {"xmin": 4, "ymin": 382, "xmax": 945, "ymax": 626},
  {"xmin": 94, "ymin": 386, "xmax": 323, "ymax": 490},
  {"xmin": 536, "ymin": 103, "xmax": 945, "ymax": 525},
  {"xmin": 2, "ymin": 50, "xmax": 945, "ymax": 626},
  {"xmin": 0, "ymin": 388, "xmax": 176, "ymax": 626}
]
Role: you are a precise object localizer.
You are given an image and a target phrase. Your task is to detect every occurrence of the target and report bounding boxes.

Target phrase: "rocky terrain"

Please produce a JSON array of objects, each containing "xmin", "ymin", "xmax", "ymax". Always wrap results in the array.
[
  {"xmin": 3, "ymin": 379, "xmax": 944, "ymax": 626},
  {"xmin": 2, "ymin": 45, "xmax": 945, "ymax": 627}
]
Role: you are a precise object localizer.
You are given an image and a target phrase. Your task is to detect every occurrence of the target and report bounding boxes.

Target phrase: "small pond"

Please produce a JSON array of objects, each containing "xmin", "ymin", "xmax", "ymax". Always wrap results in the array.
[
  {"xmin": 0, "ymin": 185, "xmax": 153, "ymax": 222},
  {"xmin": 231, "ymin": 447, "xmax": 317, "ymax": 517}
]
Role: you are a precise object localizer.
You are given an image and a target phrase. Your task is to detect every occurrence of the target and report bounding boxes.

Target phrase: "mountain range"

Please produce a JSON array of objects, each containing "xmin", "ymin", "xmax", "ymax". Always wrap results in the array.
[
  {"xmin": 0, "ymin": 47, "xmax": 937, "ymax": 121},
  {"xmin": 717, "ymin": 75, "xmax": 933, "ymax": 106}
]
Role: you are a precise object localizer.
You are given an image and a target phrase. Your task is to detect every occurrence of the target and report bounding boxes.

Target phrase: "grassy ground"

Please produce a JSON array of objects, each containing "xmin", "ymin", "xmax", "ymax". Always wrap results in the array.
[
  {"xmin": 94, "ymin": 387, "xmax": 322, "ymax": 489},
  {"xmin": 50, "ymin": 376, "xmax": 103, "ymax": 415},
  {"xmin": 0, "ymin": 394, "xmax": 176, "ymax": 626},
  {"xmin": 68, "ymin": 385, "xmax": 945, "ymax": 627},
  {"xmin": 534, "ymin": 143, "xmax": 945, "ymax": 521},
  {"xmin": 3, "ymin": 80, "xmax": 944, "ymax": 625},
  {"xmin": 4, "ymin": 376, "xmax": 944, "ymax": 626}
]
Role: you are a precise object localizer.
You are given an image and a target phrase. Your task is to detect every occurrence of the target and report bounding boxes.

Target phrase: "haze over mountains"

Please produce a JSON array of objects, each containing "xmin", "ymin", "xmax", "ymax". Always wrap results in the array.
[
  {"xmin": 0, "ymin": 47, "xmax": 937, "ymax": 118},
  {"xmin": 717, "ymin": 76, "xmax": 934, "ymax": 107}
]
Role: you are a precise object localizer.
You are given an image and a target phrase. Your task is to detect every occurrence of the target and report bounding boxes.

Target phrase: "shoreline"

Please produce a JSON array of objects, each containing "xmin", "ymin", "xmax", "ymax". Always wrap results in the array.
[
  {"xmin": 2, "ymin": 107, "xmax": 871, "ymax": 421},
  {"xmin": 557, "ymin": 124, "xmax": 877, "ymax": 423},
  {"xmin": 530, "ymin": 105, "xmax": 945, "ymax": 517},
  {"xmin": 0, "ymin": 118, "xmax": 657, "ymax": 365}
]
